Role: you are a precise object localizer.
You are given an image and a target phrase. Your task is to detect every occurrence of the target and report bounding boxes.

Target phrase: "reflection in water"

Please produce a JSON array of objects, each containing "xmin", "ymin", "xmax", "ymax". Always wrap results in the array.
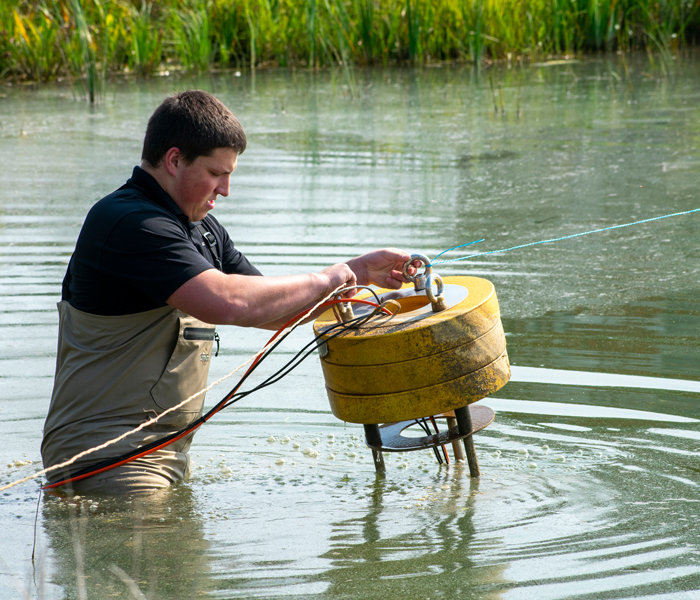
[
  {"xmin": 41, "ymin": 485, "xmax": 212, "ymax": 598},
  {"xmin": 504, "ymin": 296, "xmax": 700, "ymax": 380},
  {"xmin": 317, "ymin": 473, "xmax": 507, "ymax": 599},
  {"xmin": 500, "ymin": 298, "xmax": 700, "ymax": 418}
]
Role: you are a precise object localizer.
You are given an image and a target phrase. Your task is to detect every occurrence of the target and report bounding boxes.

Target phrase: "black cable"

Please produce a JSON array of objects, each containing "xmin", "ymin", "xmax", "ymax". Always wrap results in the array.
[
  {"xmin": 57, "ymin": 304, "xmax": 391, "ymax": 483},
  {"xmin": 431, "ymin": 417, "xmax": 449, "ymax": 464},
  {"xmin": 223, "ymin": 307, "xmax": 386, "ymax": 409},
  {"xmin": 415, "ymin": 417, "xmax": 443, "ymax": 464}
]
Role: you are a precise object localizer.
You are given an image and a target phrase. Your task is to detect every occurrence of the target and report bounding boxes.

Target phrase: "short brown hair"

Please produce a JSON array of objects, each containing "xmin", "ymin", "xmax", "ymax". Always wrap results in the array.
[{"xmin": 141, "ymin": 90, "xmax": 246, "ymax": 166}]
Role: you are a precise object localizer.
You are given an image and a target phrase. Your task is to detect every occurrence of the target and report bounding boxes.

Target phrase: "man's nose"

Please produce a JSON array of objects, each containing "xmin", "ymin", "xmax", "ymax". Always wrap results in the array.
[{"xmin": 217, "ymin": 176, "xmax": 230, "ymax": 196}]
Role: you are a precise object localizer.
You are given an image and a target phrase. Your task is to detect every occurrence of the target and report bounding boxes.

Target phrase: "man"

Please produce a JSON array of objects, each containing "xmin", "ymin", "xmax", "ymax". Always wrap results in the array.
[{"xmin": 42, "ymin": 90, "xmax": 414, "ymax": 494}]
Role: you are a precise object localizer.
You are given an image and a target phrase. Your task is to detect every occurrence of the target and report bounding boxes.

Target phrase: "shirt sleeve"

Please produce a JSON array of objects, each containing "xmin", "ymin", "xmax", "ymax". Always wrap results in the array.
[{"xmin": 67, "ymin": 192, "xmax": 265, "ymax": 315}]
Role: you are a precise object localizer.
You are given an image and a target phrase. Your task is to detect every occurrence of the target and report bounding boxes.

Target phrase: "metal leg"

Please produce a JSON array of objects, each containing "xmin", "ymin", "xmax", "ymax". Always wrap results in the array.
[
  {"xmin": 446, "ymin": 415, "xmax": 466, "ymax": 462},
  {"xmin": 454, "ymin": 406, "xmax": 480, "ymax": 477},
  {"xmin": 363, "ymin": 424, "xmax": 386, "ymax": 474}
]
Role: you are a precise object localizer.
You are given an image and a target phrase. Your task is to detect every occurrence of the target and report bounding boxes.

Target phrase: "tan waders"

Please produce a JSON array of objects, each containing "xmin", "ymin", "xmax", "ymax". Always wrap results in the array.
[{"xmin": 42, "ymin": 301, "xmax": 217, "ymax": 494}]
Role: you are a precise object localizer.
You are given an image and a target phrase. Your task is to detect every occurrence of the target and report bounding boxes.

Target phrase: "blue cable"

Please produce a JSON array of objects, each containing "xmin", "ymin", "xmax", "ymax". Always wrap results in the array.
[{"xmin": 429, "ymin": 208, "xmax": 700, "ymax": 266}]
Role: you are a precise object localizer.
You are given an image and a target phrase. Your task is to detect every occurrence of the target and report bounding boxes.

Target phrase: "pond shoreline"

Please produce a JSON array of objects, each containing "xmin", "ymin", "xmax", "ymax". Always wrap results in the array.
[{"xmin": 3, "ymin": 0, "xmax": 699, "ymax": 87}]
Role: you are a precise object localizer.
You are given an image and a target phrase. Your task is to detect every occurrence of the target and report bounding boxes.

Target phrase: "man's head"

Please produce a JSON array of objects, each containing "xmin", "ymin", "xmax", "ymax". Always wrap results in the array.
[
  {"xmin": 141, "ymin": 91, "xmax": 245, "ymax": 222},
  {"xmin": 141, "ymin": 90, "xmax": 246, "ymax": 167}
]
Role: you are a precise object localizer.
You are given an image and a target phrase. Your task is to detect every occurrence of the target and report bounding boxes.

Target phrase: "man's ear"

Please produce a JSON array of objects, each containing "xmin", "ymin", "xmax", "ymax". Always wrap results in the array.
[{"xmin": 163, "ymin": 147, "xmax": 182, "ymax": 176}]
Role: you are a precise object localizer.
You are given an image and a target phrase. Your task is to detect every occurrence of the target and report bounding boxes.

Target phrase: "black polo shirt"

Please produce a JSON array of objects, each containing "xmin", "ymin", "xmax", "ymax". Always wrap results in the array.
[{"xmin": 62, "ymin": 166, "xmax": 261, "ymax": 316}]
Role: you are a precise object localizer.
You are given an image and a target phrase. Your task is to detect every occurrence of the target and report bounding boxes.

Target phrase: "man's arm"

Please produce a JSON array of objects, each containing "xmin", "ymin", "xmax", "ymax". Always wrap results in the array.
[
  {"xmin": 167, "ymin": 248, "xmax": 415, "ymax": 328},
  {"xmin": 167, "ymin": 263, "xmax": 355, "ymax": 328}
]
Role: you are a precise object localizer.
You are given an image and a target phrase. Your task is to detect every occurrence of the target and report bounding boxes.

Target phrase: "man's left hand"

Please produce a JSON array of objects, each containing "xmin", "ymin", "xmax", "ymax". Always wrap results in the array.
[{"xmin": 345, "ymin": 248, "xmax": 421, "ymax": 291}]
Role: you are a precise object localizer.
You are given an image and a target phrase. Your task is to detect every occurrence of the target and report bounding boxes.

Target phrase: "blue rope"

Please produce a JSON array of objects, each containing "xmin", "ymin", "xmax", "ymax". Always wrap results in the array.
[
  {"xmin": 430, "ymin": 238, "xmax": 485, "ymax": 263},
  {"xmin": 429, "ymin": 207, "xmax": 700, "ymax": 266}
]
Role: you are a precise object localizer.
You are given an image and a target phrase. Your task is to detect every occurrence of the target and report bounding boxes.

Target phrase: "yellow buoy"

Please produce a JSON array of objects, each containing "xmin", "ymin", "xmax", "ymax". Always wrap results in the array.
[{"xmin": 313, "ymin": 275, "xmax": 510, "ymax": 425}]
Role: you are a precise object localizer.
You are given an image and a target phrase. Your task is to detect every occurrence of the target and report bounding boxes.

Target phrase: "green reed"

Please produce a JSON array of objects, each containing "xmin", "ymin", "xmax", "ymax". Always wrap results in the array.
[
  {"xmin": 5, "ymin": 3, "xmax": 64, "ymax": 81},
  {"xmin": 1, "ymin": 0, "xmax": 698, "ymax": 83},
  {"xmin": 352, "ymin": 0, "xmax": 375, "ymax": 63},
  {"xmin": 323, "ymin": 0, "xmax": 353, "ymax": 66},
  {"xmin": 169, "ymin": 0, "xmax": 215, "ymax": 72},
  {"xmin": 212, "ymin": 0, "xmax": 245, "ymax": 66},
  {"xmin": 461, "ymin": 0, "xmax": 487, "ymax": 64},
  {"xmin": 585, "ymin": 0, "xmax": 621, "ymax": 51},
  {"xmin": 128, "ymin": 1, "xmax": 162, "ymax": 76},
  {"xmin": 67, "ymin": 0, "xmax": 100, "ymax": 102}
]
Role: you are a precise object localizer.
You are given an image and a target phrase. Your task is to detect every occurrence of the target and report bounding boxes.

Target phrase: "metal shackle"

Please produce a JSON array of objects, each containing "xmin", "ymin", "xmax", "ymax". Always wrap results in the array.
[
  {"xmin": 403, "ymin": 253, "xmax": 446, "ymax": 312},
  {"xmin": 402, "ymin": 253, "xmax": 432, "ymax": 292},
  {"xmin": 333, "ymin": 289, "xmax": 356, "ymax": 322},
  {"xmin": 426, "ymin": 272, "xmax": 445, "ymax": 307}
]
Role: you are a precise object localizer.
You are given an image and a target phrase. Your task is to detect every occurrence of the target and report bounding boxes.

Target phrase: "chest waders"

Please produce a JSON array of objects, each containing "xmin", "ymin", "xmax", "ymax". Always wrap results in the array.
[{"xmin": 41, "ymin": 302, "xmax": 217, "ymax": 494}]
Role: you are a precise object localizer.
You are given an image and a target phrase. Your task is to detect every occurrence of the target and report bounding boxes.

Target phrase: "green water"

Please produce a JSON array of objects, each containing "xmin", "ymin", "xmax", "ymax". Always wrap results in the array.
[{"xmin": 1, "ymin": 54, "xmax": 698, "ymax": 599}]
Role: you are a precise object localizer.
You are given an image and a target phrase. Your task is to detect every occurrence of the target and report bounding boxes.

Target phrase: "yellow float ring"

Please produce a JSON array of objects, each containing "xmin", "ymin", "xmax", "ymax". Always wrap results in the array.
[
  {"xmin": 325, "ymin": 351, "xmax": 510, "ymax": 424},
  {"xmin": 313, "ymin": 275, "xmax": 510, "ymax": 424},
  {"xmin": 319, "ymin": 318, "xmax": 506, "ymax": 395}
]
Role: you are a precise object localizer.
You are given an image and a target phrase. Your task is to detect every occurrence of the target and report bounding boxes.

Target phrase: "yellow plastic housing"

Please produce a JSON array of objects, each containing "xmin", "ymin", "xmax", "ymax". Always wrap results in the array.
[{"xmin": 313, "ymin": 276, "xmax": 510, "ymax": 424}]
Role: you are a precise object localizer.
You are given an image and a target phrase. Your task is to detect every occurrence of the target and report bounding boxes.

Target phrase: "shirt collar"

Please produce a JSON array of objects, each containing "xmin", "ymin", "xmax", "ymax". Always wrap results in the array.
[{"xmin": 124, "ymin": 166, "xmax": 190, "ymax": 226}]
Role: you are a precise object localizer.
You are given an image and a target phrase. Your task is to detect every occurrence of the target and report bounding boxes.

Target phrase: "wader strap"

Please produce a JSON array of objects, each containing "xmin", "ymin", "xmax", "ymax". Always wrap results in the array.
[{"xmin": 196, "ymin": 223, "xmax": 223, "ymax": 271}]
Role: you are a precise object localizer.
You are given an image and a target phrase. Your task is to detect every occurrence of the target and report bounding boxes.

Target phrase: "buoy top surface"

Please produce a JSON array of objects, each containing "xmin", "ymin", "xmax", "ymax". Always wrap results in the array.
[{"xmin": 313, "ymin": 276, "xmax": 496, "ymax": 336}]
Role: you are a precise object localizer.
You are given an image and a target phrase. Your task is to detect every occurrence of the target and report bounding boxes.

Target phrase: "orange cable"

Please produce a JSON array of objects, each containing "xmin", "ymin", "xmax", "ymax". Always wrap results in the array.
[{"xmin": 44, "ymin": 296, "xmax": 391, "ymax": 489}]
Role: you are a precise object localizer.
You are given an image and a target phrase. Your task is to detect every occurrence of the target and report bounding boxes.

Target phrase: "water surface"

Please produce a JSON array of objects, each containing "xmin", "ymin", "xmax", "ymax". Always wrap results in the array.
[{"xmin": 1, "ymin": 54, "xmax": 698, "ymax": 599}]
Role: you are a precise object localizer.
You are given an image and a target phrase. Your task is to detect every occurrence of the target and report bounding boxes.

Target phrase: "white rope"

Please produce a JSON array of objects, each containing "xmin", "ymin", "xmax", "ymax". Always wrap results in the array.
[{"xmin": 0, "ymin": 288, "xmax": 341, "ymax": 493}]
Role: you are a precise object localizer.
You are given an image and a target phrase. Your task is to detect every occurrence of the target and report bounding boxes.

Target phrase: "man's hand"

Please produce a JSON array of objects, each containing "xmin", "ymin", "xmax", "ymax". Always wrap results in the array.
[
  {"xmin": 319, "ymin": 263, "xmax": 357, "ymax": 297},
  {"xmin": 345, "ymin": 248, "xmax": 421, "ymax": 290}
]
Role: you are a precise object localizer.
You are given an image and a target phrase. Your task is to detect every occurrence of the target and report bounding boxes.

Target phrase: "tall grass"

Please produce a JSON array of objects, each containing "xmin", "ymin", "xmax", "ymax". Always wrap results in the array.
[
  {"xmin": 170, "ymin": 0, "xmax": 215, "ymax": 72},
  {"xmin": 461, "ymin": 0, "xmax": 487, "ymax": 65},
  {"xmin": 67, "ymin": 0, "xmax": 100, "ymax": 102},
  {"xmin": 128, "ymin": 2, "xmax": 162, "ymax": 76},
  {"xmin": 1, "ymin": 0, "xmax": 698, "ymax": 87},
  {"xmin": 10, "ymin": 6, "xmax": 62, "ymax": 81}
]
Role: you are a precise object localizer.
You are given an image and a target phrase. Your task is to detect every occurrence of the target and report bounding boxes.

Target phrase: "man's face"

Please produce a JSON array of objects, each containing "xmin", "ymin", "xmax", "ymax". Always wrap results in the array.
[{"xmin": 171, "ymin": 147, "xmax": 238, "ymax": 222}]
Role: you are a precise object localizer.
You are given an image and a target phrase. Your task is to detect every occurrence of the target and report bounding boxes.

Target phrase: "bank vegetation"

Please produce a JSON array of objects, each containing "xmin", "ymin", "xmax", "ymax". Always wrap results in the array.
[{"xmin": 2, "ymin": 0, "xmax": 699, "ymax": 96}]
